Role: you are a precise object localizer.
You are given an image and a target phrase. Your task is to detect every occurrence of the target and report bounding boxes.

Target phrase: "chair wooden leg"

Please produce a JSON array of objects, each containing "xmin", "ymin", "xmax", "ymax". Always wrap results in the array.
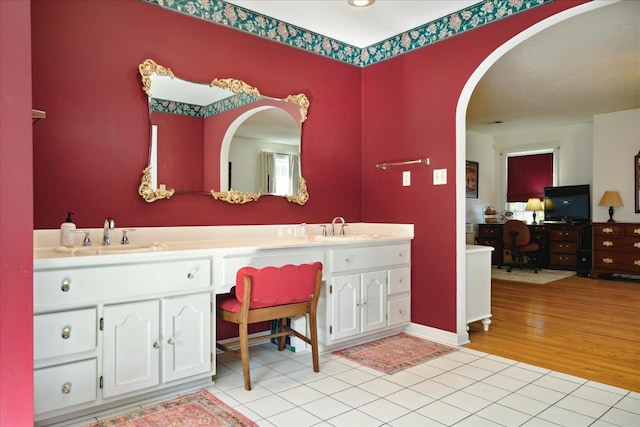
[
  {"xmin": 309, "ymin": 314, "xmax": 319, "ymax": 372},
  {"xmin": 239, "ymin": 321, "xmax": 251, "ymax": 391},
  {"xmin": 277, "ymin": 318, "xmax": 287, "ymax": 351}
]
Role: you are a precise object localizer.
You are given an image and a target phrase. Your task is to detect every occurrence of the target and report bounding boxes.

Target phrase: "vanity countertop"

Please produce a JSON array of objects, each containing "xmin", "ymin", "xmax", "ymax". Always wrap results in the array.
[{"xmin": 34, "ymin": 223, "xmax": 414, "ymax": 268}]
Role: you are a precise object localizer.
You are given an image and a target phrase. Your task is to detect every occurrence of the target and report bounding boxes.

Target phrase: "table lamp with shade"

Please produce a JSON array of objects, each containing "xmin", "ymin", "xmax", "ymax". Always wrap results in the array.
[
  {"xmin": 598, "ymin": 191, "xmax": 623, "ymax": 223},
  {"xmin": 525, "ymin": 197, "xmax": 543, "ymax": 224}
]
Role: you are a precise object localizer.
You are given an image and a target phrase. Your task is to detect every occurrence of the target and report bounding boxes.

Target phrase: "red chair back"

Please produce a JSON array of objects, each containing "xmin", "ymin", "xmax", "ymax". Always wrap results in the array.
[{"xmin": 234, "ymin": 262, "xmax": 322, "ymax": 309}]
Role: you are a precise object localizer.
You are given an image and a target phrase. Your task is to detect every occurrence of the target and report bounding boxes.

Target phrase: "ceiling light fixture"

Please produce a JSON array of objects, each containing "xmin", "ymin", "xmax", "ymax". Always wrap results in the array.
[{"xmin": 348, "ymin": 0, "xmax": 375, "ymax": 7}]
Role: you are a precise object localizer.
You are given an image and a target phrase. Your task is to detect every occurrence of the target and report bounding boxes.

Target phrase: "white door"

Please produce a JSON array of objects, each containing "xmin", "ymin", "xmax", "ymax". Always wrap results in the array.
[
  {"xmin": 361, "ymin": 271, "xmax": 387, "ymax": 333},
  {"xmin": 162, "ymin": 293, "xmax": 212, "ymax": 382},
  {"xmin": 330, "ymin": 274, "xmax": 360, "ymax": 341},
  {"xmin": 103, "ymin": 300, "xmax": 160, "ymax": 398}
]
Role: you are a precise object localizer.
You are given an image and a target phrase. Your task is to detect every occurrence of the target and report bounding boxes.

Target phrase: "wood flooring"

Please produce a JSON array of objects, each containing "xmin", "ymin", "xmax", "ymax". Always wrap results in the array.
[{"xmin": 465, "ymin": 274, "xmax": 640, "ymax": 392}]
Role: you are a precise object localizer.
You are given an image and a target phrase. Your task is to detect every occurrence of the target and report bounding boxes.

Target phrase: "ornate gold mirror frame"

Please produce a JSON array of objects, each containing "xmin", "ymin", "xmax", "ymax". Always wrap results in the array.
[
  {"xmin": 137, "ymin": 59, "xmax": 310, "ymax": 205},
  {"xmin": 635, "ymin": 150, "xmax": 639, "ymax": 213}
]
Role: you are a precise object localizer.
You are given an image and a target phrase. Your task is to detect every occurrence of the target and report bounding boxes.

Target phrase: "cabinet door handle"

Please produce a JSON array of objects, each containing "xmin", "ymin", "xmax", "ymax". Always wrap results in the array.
[
  {"xmin": 61, "ymin": 382, "xmax": 71, "ymax": 394},
  {"xmin": 345, "ymin": 257, "xmax": 353, "ymax": 263},
  {"xmin": 187, "ymin": 269, "xmax": 197, "ymax": 279},
  {"xmin": 153, "ymin": 340, "xmax": 160, "ymax": 349},
  {"xmin": 61, "ymin": 326, "xmax": 71, "ymax": 340},
  {"xmin": 167, "ymin": 337, "xmax": 175, "ymax": 345},
  {"xmin": 61, "ymin": 279, "xmax": 70, "ymax": 292}
]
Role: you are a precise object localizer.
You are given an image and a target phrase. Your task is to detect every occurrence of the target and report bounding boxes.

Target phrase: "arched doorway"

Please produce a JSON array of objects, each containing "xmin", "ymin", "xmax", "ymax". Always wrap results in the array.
[{"xmin": 454, "ymin": 1, "xmax": 617, "ymax": 342}]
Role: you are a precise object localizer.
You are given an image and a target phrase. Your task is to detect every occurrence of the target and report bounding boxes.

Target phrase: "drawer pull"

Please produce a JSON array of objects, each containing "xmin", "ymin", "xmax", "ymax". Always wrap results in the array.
[
  {"xmin": 634, "ymin": 228, "xmax": 640, "ymax": 235},
  {"xmin": 167, "ymin": 337, "xmax": 175, "ymax": 345},
  {"xmin": 61, "ymin": 326, "xmax": 71, "ymax": 340},
  {"xmin": 153, "ymin": 340, "xmax": 160, "ymax": 349},
  {"xmin": 603, "ymin": 227, "xmax": 614, "ymax": 234},
  {"xmin": 61, "ymin": 382, "xmax": 72, "ymax": 394},
  {"xmin": 635, "ymin": 260, "xmax": 640, "ymax": 267},
  {"xmin": 187, "ymin": 269, "xmax": 197, "ymax": 279},
  {"xmin": 61, "ymin": 279, "xmax": 71, "ymax": 292},
  {"xmin": 634, "ymin": 242, "xmax": 640, "ymax": 249},
  {"xmin": 345, "ymin": 257, "xmax": 353, "ymax": 263},
  {"xmin": 603, "ymin": 241, "xmax": 614, "ymax": 247},
  {"xmin": 603, "ymin": 258, "xmax": 614, "ymax": 264}
]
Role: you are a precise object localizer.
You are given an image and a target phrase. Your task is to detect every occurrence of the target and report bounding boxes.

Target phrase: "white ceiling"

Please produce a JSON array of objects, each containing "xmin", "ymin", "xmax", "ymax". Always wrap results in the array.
[{"xmin": 225, "ymin": 0, "xmax": 640, "ymax": 136}]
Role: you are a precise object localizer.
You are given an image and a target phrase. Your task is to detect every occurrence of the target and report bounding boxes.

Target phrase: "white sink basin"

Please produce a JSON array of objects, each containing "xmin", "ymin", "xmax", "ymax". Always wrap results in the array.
[
  {"xmin": 314, "ymin": 234, "xmax": 380, "ymax": 242},
  {"xmin": 54, "ymin": 242, "xmax": 168, "ymax": 256}
]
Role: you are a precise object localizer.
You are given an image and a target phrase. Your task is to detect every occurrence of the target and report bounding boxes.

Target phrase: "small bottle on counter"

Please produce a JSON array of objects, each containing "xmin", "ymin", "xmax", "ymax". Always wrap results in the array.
[{"xmin": 59, "ymin": 212, "xmax": 76, "ymax": 247}]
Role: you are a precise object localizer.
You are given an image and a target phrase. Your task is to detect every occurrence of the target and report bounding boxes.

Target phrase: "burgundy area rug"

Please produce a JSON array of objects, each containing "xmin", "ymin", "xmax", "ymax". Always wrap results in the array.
[
  {"xmin": 85, "ymin": 389, "xmax": 256, "ymax": 427},
  {"xmin": 333, "ymin": 333, "xmax": 457, "ymax": 374}
]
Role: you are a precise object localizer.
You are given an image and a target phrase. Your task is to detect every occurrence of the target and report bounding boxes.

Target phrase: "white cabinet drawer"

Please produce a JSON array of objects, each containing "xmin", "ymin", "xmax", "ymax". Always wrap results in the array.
[
  {"xmin": 221, "ymin": 251, "xmax": 324, "ymax": 291},
  {"xmin": 34, "ymin": 308, "xmax": 97, "ymax": 361},
  {"xmin": 34, "ymin": 258, "xmax": 212, "ymax": 310},
  {"xmin": 330, "ymin": 244, "xmax": 410, "ymax": 273},
  {"xmin": 387, "ymin": 298, "xmax": 411, "ymax": 326},
  {"xmin": 34, "ymin": 358, "xmax": 97, "ymax": 415},
  {"xmin": 388, "ymin": 267, "xmax": 410, "ymax": 295}
]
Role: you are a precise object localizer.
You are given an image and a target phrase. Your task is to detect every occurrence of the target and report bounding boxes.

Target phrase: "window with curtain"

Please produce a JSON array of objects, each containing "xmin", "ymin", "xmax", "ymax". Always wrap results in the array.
[
  {"xmin": 260, "ymin": 151, "xmax": 300, "ymax": 195},
  {"xmin": 507, "ymin": 153, "xmax": 553, "ymax": 202},
  {"xmin": 506, "ymin": 152, "xmax": 553, "ymax": 222}
]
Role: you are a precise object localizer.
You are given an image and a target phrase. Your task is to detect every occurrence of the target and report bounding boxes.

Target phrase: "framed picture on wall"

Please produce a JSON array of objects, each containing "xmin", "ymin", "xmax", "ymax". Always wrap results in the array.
[{"xmin": 466, "ymin": 161, "xmax": 479, "ymax": 198}]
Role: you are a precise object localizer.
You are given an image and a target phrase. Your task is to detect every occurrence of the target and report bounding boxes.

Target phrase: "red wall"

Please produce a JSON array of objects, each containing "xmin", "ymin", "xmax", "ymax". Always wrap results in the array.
[
  {"xmin": 28, "ymin": 0, "xmax": 588, "ymax": 346},
  {"xmin": 31, "ymin": 0, "xmax": 362, "ymax": 229},
  {"xmin": 0, "ymin": 1, "xmax": 34, "ymax": 424},
  {"xmin": 361, "ymin": 0, "xmax": 588, "ymax": 331}
]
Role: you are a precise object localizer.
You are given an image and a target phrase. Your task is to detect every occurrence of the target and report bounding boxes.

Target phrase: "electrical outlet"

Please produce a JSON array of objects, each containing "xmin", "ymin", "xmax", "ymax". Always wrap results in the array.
[
  {"xmin": 433, "ymin": 168, "xmax": 447, "ymax": 185},
  {"xmin": 403, "ymin": 171, "xmax": 411, "ymax": 186}
]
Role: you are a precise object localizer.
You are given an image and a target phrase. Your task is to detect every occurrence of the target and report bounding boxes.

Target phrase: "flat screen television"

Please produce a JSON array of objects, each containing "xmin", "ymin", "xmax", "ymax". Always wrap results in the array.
[{"xmin": 543, "ymin": 184, "xmax": 591, "ymax": 224}]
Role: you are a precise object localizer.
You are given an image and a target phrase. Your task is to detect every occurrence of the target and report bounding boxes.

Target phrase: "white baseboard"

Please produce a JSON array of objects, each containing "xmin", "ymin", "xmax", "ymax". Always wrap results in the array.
[{"xmin": 403, "ymin": 322, "xmax": 468, "ymax": 347}]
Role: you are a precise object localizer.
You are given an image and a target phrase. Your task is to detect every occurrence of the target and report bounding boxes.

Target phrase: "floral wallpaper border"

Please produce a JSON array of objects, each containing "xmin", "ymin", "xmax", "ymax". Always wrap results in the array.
[
  {"xmin": 142, "ymin": 0, "xmax": 553, "ymax": 67},
  {"xmin": 150, "ymin": 92, "xmax": 260, "ymax": 118}
]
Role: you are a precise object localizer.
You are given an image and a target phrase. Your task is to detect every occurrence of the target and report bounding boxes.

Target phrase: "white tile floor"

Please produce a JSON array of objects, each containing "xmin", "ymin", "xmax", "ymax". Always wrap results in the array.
[{"xmin": 53, "ymin": 342, "xmax": 640, "ymax": 427}]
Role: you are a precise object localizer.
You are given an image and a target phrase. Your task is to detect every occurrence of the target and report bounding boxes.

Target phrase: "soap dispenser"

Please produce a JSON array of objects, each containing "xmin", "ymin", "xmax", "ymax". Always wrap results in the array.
[{"xmin": 59, "ymin": 212, "xmax": 76, "ymax": 247}]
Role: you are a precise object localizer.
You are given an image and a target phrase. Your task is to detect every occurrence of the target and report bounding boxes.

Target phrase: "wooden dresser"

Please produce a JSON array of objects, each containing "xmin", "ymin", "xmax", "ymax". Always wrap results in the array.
[{"xmin": 591, "ymin": 222, "xmax": 640, "ymax": 278}]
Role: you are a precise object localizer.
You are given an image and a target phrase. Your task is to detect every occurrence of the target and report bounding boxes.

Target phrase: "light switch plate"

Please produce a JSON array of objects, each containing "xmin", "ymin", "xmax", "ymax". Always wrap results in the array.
[
  {"xmin": 433, "ymin": 168, "xmax": 447, "ymax": 185},
  {"xmin": 403, "ymin": 171, "xmax": 411, "ymax": 186}
]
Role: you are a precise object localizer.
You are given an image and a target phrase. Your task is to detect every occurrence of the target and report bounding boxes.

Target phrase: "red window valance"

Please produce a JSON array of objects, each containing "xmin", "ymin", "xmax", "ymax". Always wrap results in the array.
[{"xmin": 507, "ymin": 153, "xmax": 553, "ymax": 202}]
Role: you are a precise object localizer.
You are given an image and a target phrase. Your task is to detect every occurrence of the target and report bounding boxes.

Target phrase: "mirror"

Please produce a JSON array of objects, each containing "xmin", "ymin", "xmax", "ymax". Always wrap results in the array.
[
  {"xmin": 137, "ymin": 59, "xmax": 310, "ymax": 204},
  {"xmin": 636, "ymin": 150, "xmax": 640, "ymax": 213}
]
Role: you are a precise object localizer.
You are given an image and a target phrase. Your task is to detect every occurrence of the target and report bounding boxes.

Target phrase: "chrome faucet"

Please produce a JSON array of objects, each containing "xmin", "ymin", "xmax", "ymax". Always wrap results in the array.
[
  {"xmin": 103, "ymin": 217, "xmax": 115, "ymax": 245},
  {"xmin": 331, "ymin": 216, "xmax": 346, "ymax": 236}
]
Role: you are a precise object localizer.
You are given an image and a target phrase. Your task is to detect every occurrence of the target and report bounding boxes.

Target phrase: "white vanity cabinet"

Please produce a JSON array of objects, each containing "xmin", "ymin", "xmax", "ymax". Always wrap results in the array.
[
  {"xmin": 102, "ymin": 293, "xmax": 211, "ymax": 398},
  {"xmin": 33, "ymin": 255, "xmax": 214, "ymax": 424},
  {"xmin": 325, "ymin": 243, "xmax": 411, "ymax": 346},
  {"xmin": 33, "ymin": 223, "xmax": 414, "ymax": 424}
]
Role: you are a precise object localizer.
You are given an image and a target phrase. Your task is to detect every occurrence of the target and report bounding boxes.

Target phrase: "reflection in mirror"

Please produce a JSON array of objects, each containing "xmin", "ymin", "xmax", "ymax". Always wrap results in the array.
[{"xmin": 138, "ymin": 59, "xmax": 309, "ymax": 204}]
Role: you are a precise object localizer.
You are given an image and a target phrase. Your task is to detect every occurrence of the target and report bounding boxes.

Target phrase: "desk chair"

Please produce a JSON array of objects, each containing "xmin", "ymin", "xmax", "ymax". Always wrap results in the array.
[
  {"xmin": 502, "ymin": 220, "xmax": 540, "ymax": 273},
  {"xmin": 216, "ymin": 262, "xmax": 323, "ymax": 390}
]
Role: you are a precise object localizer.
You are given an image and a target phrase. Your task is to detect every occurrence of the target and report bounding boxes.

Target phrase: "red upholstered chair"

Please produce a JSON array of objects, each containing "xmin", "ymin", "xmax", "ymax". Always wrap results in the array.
[
  {"xmin": 216, "ymin": 262, "xmax": 323, "ymax": 390},
  {"xmin": 502, "ymin": 220, "xmax": 540, "ymax": 273}
]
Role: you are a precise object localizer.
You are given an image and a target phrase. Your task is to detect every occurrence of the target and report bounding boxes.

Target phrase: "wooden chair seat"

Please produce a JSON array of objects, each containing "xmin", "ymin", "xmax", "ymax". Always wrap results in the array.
[{"xmin": 216, "ymin": 262, "xmax": 323, "ymax": 390}]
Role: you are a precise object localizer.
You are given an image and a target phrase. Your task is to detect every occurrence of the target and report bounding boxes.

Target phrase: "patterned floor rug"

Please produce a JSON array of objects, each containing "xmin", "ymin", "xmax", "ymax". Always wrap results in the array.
[
  {"xmin": 85, "ymin": 389, "xmax": 256, "ymax": 427},
  {"xmin": 491, "ymin": 266, "xmax": 576, "ymax": 284},
  {"xmin": 333, "ymin": 333, "xmax": 457, "ymax": 374}
]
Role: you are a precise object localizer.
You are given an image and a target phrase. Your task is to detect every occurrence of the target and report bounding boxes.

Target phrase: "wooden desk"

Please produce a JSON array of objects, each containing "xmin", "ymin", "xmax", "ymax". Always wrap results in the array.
[{"xmin": 477, "ymin": 222, "xmax": 591, "ymax": 273}]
